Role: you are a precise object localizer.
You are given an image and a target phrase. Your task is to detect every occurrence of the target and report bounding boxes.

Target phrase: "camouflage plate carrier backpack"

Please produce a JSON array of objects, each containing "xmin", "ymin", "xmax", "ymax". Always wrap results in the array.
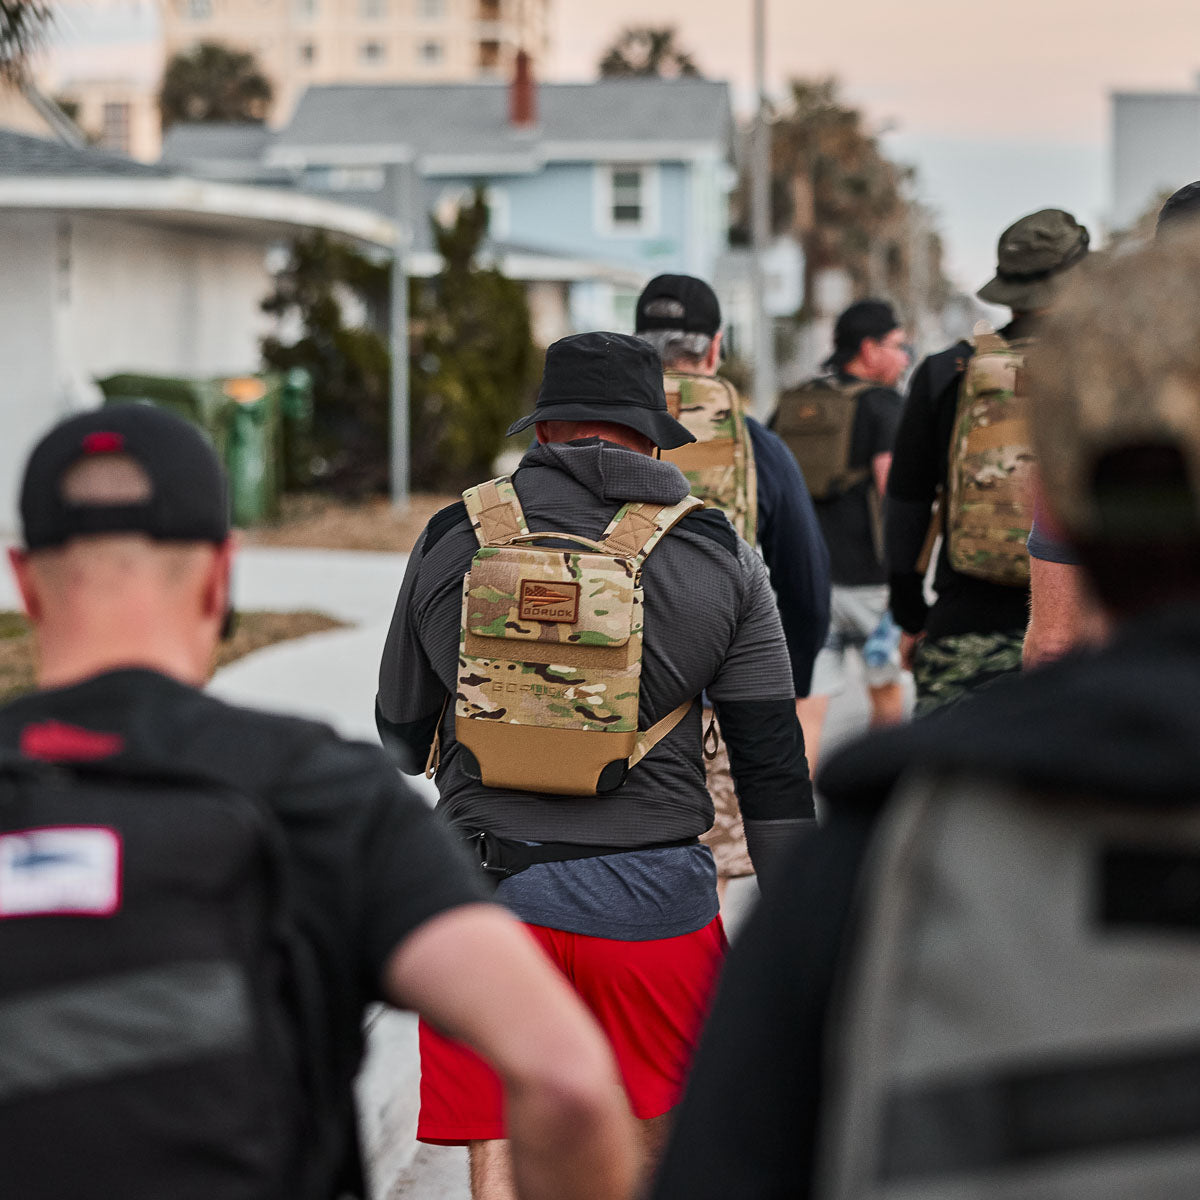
[
  {"xmin": 770, "ymin": 376, "xmax": 872, "ymax": 500},
  {"xmin": 660, "ymin": 371, "xmax": 758, "ymax": 543},
  {"xmin": 817, "ymin": 773, "xmax": 1200, "ymax": 1200},
  {"xmin": 455, "ymin": 476, "xmax": 702, "ymax": 796},
  {"xmin": 945, "ymin": 327, "xmax": 1035, "ymax": 586}
]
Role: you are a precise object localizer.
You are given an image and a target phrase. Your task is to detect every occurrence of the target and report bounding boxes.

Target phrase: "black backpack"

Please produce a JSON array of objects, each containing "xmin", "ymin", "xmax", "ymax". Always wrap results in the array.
[{"xmin": 0, "ymin": 751, "xmax": 336, "ymax": 1200}]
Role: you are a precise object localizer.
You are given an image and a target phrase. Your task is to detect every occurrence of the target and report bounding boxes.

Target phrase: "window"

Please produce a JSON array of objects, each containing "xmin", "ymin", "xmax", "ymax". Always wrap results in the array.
[
  {"xmin": 360, "ymin": 0, "xmax": 386, "ymax": 16},
  {"xmin": 99, "ymin": 102, "xmax": 131, "ymax": 155},
  {"xmin": 184, "ymin": 0, "xmax": 212, "ymax": 17},
  {"xmin": 597, "ymin": 164, "xmax": 658, "ymax": 236},
  {"xmin": 359, "ymin": 40, "xmax": 386, "ymax": 63},
  {"xmin": 298, "ymin": 41, "xmax": 316, "ymax": 65},
  {"xmin": 477, "ymin": 39, "xmax": 500, "ymax": 70},
  {"xmin": 295, "ymin": 0, "xmax": 317, "ymax": 18},
  {"xmin": 418, "ymin": 39, "xmax": 443, "ymax": 63},
  {"xmin": 420, "ymin": 0, "xmax": 446, "ymax": 16}
]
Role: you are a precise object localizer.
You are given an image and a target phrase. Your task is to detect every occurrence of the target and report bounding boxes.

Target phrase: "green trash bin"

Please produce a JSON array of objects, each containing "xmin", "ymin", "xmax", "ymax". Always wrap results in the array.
[
  {"xmin": 95, "ymin": 373, "xmax": 230, "ymax": 459},
  {"xmin": 279, "ymin": 367, "xmax": 314, "ymax": 490},
  {"xmin": 220, "ymin": 375, "xmax": 282, "ymax": 527},
  {"xmin": 96, "ymin": 371, "xmax": 285, "ymax": 528}
]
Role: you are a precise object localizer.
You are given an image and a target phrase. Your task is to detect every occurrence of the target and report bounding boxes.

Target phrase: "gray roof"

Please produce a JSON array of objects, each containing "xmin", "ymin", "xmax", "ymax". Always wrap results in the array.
[
  {"xmin": 0, "ymin": 129, "xmax": 171, "ymax": 178},
  {"xmin": 161, "ymin": 121, "xmax": 276, "ymax": 166},
  {"xmin": 275, "ymin": 78, "xmax": 732, "ymax": 159}
]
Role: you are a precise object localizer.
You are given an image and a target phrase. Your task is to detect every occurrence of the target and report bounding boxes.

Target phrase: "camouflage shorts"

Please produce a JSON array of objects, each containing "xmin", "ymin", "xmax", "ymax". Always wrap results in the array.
[
  {"xmin": 698, "ymin": 710, "xmax": 754, "ymax": 879},
  {"xmin": 912, "ymin": 630, "xmax": 1025, "ymax": 718}
]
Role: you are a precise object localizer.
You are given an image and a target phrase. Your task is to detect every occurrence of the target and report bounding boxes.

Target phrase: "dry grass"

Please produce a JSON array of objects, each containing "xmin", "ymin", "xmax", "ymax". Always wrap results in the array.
[
  {"xmin": 242, "ymin": 492, "xmax": 459, "ymax": 554},
  {"xmin": 0, "ymin": 610, "xmax": 346, "ymax": 704}
]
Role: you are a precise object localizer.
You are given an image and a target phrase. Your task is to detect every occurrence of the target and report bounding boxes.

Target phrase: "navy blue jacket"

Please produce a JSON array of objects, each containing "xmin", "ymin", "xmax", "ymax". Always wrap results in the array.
[{"xmin": 747, "ymin": 417, "xmax": 831, "ymax": 697}]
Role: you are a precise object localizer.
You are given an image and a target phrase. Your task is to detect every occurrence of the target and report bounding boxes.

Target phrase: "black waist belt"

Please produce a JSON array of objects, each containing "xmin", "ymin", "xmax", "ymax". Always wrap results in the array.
[{"xmin": 462, "ymin": 829, "xmax": 700, "ymax": 880}]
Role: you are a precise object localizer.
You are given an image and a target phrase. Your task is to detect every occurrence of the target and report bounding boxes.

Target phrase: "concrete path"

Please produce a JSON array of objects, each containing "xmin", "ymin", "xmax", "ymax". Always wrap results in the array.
[{"xmin": 207, "ymin": 545, "xmax": 886, "ymax": 1199}]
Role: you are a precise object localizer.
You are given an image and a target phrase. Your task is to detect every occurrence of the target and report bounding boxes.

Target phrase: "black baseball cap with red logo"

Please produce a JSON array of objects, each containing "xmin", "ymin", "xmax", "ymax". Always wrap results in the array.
[{"xmin": 19, "ymin": 404, "xmax": 230, "ymax": 550}]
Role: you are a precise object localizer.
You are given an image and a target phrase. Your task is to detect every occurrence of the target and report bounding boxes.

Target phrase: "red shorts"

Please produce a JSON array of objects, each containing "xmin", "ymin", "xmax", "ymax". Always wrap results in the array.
[{"xmin": 417, "ymin": 916, "xmax": 728, "ymax": 1143}]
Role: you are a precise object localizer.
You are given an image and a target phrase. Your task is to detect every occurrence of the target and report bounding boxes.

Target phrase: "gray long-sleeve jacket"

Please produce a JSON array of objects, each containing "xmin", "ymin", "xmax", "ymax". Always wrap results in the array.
[{"xmin": 377, "ymin": 439, "xmax": 813, "ymax": 872}]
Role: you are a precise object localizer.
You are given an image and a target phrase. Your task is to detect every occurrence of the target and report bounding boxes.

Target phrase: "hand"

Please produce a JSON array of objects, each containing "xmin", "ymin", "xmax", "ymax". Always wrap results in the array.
[{"xmin": 900, "ymin": 631, "xmax": 924, "ymax": 672}]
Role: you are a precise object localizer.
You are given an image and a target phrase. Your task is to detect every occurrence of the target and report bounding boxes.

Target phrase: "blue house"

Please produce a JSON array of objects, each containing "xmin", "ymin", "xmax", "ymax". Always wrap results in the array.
[{"xmin": 164, "ymin": 74, "xmax": 735, "ymax": 337}]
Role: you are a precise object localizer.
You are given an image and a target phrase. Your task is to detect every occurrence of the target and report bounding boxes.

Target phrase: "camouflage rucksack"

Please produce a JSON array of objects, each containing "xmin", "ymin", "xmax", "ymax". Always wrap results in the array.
[
  {"xmin": 454, "ymin": 476, "xmax": 702, "ymax": 796},
  {"xmin": 660, "ymin": 372, "xmax": 758, "ymax": 543},
  {"xmin": 945, "ymin": 327, "xmax": 1035, "ymax": 587},
  {"xmin": 770, "ymin": 376, "xmax": 872, "ymax": 500}
]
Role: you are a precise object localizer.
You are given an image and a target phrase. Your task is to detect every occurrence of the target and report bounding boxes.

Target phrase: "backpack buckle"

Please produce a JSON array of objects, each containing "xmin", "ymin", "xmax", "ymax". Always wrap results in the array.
[{"xmin": 465, "ymin": 829, "xmax": 518, "ymax": 879}]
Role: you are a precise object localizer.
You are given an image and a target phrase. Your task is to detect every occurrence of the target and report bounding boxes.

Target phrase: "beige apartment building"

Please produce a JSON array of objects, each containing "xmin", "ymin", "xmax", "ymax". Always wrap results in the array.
[{"xmin": 162, "ymin": 0, "xmax": 551, "ymax": 123}]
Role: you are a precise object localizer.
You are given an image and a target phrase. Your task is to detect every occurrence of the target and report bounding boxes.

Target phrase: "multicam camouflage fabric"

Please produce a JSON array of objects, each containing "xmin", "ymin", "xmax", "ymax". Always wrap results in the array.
[
  {"xmin": 459, "ymin": 545, "xmax": 642, "ymax": 733},
  {"xmin": 662, "ymin": 372, "xmax": 758, "ymax": 543},
  {"xmin": 455, "ymin": 478, "xmax": 701, "ymax": 793},
  {"xmin": 946, "ymin": 330, "xmax": 1036, "ymax": 587}
]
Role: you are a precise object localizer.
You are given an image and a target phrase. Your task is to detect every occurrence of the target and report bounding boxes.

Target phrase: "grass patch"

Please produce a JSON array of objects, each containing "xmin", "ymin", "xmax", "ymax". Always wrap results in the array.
[
  {"xmin": 242, "ymin": 491, "xmax": 459, "ymax": 554},
  {"xmin": 0, "ymin": 610, "xmax": 346, "ymax": 704}
]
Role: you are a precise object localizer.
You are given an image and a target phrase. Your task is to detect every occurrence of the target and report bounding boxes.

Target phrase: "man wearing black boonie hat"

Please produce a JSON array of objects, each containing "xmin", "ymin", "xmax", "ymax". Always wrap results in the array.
[
  {"xmin": 884, "ymin": 208, "xmax": 1089, "ymax": 714},
  {"xmin": 0, "ymin": 405, "xmax": 639, "ymax": 1200},
  {"xmin": 377, "ymin": 330, "xmax": 813, "ymax": 1198}
]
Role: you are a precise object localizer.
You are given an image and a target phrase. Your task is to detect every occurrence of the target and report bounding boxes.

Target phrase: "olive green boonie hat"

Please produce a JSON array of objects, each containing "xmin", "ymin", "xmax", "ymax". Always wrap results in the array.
[{"xmin": 977, "ymin": 209, "xmax": 1090, "ymax": 311}]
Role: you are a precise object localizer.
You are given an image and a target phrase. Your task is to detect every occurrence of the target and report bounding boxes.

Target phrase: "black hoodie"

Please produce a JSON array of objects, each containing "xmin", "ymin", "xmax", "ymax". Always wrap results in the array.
[{"xmin": 653, "ymin": 602, "xmax": 1200, "ymax": 1200}]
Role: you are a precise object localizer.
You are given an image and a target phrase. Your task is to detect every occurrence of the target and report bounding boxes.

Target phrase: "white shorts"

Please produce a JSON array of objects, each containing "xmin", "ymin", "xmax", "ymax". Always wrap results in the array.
[{"xmin": 809, "ymin": 583, "xmax": 902, "ymax": 696}]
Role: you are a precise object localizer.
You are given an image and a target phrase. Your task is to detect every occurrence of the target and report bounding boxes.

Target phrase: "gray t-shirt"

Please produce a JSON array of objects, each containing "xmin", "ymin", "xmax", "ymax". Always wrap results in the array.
[{"xmin": 378, "ymin": 440, "xmax": 797, "ymax": 937}]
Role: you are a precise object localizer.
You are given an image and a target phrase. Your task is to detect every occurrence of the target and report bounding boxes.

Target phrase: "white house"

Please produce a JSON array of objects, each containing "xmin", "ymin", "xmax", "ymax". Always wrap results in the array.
[{"xmin": 0, "ymin": 127, "xmax": 396, "ymax": 532}]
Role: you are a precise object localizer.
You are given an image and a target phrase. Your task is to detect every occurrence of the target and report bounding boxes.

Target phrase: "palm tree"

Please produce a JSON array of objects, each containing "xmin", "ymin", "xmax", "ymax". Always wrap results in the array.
[
  {"xmin": 1, "ymin": 1, "xmax": 53, "ymax": 84},
  {"xmin": 598, "ymin": 26, "xmax": 701, "ymax": 79},
  {"xmin": 159, "ymin": 41, "xmax": 273, "ymax": 131}
]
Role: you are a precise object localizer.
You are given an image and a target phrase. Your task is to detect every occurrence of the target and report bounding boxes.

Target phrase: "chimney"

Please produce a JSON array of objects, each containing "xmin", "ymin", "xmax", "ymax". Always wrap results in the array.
[{"xmin": 509, "ymin": 49, "xmax": 537, "ymax": 128}]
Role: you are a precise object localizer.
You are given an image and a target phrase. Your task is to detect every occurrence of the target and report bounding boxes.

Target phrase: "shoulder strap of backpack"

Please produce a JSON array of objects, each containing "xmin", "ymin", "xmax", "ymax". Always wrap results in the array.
[
  {"xmin": 462, "ymin": 476, "xmax": 529, "ymax": 548},
  {"xmin": 600, "ymin": 494, "xmax": 704, "ymax": 563},
  {"xmin": 598, "ymin": 494, "xmax": 704, "ymax": 764},
  {"xmin": 969, "ymin": 323, "xmax": 1010, "ymax": 357}
]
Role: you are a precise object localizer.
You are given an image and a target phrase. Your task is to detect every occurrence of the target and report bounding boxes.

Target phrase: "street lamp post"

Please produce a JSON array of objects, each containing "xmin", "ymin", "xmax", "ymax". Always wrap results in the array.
[
  {"xmin": 749, "ymin": 0, "xmax": 775, "ymax": 420},
  {"xmin": 388, "ymin": 160, "xmax": 413, "ymax": 511}
]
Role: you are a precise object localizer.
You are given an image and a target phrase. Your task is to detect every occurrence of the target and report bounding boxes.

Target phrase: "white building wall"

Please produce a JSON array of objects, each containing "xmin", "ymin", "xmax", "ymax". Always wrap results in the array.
[
  {"xmin": 66, "ymin": 216, "xmax": 275, "ymax": 391},
  {"xmin": 0, "ymin": 213, "xmax": 58, "ymax": 531},
  {"xmin": 0, "ymin": 211, "xmax": 280, "ymax": 534},
  {"xmin": 1111, "ymin": 91, "xmax": 1200, "ymax": 230}
]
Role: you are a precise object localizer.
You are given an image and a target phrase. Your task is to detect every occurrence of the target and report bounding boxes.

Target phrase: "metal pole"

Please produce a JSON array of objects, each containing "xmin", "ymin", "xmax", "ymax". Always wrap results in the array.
[
  {"xmin": 389, "ymin": 161, "xmax": 412, "ymax": 510},
  {"xmin": 749, "ymin": 0, "xmax": 775, "ymax": 419}
]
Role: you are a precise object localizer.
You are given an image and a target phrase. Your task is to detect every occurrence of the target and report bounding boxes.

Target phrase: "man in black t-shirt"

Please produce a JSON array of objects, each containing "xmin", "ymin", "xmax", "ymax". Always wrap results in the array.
[
  {"xmin": 796, "ymin": 299, "xmax": 910, "ymax": 762},
  {"xmin": 0, "ymin": 406, "xmax": 637, "ymax": 1200}
]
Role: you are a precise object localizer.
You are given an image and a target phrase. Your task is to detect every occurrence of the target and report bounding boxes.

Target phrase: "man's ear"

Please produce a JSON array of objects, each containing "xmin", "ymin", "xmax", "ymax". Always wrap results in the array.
[
  {"xmin": 8, "ymin": 548, "xmax": 41, "ymax": 623},
  {"xmin": 202, "ymin": 537, "xmax": 236, "ymax": 625},
  {"xmin": 705, "ymin": 331, "xmax": 724, "ymax": 374}
]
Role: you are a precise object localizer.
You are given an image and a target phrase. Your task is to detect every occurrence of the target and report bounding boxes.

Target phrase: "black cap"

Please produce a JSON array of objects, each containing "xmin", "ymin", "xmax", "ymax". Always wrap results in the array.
[
  {"xmin": 829, "ymin": 299, "xmax": 900, "ymax": 367},
  {"xmin": 20, "ymin": 404, "xmax": 231, "ymax": 551},
  {"xmin": 1157, "ymin": 181, "xmax": 1200, "ymax": 237},
  {"xmin": 506, "ymin": 332, "xmax": 696, "ymax": 450},
  {"xmin": 635, "ymin": 274, "xmax": 721, "ymax": 337}
]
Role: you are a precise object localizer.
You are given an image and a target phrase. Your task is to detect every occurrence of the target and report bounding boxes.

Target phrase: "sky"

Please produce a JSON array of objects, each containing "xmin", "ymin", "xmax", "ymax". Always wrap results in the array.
[
  {"xmin": 34, "ymin": 0, "xmax": 1200, "ymax": 288},
  {"xmin": 547, "ymin": 0, "xmax": 1200, "ymax": 286}
]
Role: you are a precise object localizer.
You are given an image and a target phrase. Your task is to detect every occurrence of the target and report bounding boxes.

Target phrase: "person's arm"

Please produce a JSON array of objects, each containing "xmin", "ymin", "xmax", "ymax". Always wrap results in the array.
[
  {"xmin": 385, "ymin": 907, "xmax": 638, "ymax": 1200},
  {"xmin": 710, "ymin": 542, "xmax": 816, "ymax": 883},
  {"xmin": 1024, "ymin": 557, "xmax": 1105, "ymax": 669},
  {"xmin": 749, "ymin": 420, "xmax": 831, "ymax": 697},
  {"xmin": 376, "ymin": 509, "xmax": 465, "ymax": 772},
  {"xmin": 885, "ymin": 356, "xmax": 951, "ymax": 635},
  {"xmin": 872, "ymin": 450, "xmax": 892, "ymax": 497}
]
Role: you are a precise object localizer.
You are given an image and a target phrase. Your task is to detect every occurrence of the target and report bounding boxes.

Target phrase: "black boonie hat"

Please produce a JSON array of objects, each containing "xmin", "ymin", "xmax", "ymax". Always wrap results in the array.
[
  {"xmin": 506, "ymin": 332, "xmax": 695, "ymax": 450},
  {"xmin": 635, "ymin": 274, "xmax": 722, "ymax": 337},
  {"xmin": 20, "ymin": 404, "xmax": 230, "ymax": 550}
]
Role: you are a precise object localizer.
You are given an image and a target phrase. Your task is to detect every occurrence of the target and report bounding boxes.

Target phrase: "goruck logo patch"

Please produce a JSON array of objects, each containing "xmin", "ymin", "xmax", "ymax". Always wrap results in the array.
[{"xmin": 519, "ymin": 579, "xmax": 580, "ymax": 623}]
